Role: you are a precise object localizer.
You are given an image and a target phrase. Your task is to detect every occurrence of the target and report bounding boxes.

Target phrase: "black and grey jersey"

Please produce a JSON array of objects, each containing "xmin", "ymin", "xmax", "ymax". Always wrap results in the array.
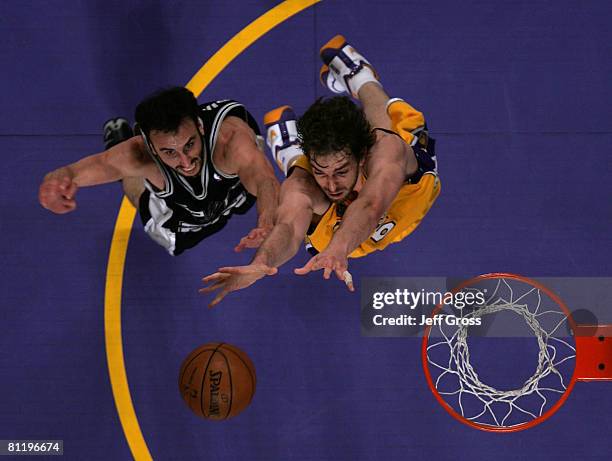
[{"xmin": 139, "ymin": 100, "xmax": 259, "ymax": 255}]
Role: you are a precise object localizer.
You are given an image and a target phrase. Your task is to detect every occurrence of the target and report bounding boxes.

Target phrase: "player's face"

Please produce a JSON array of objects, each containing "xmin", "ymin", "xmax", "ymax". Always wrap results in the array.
[
  {"xmin": 310, "ymin": 151, "xmax": 363, "ymax": 203},
  {"xmin": 149, "ymin": 118, "xmax": 204, "ymax": 177}
]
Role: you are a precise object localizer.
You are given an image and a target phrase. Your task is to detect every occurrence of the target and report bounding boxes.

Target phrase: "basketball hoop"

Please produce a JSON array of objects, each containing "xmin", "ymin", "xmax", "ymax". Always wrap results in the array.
[{"xmin": 421, "ymin": 273, "xmax": 612, "ymax": 432}]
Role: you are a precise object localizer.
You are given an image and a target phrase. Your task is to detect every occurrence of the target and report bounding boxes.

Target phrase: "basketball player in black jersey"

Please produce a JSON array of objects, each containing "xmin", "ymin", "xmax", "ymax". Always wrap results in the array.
[{"xmin": 39, "ymin": 87, "xmax": 280, "ymax": 256}]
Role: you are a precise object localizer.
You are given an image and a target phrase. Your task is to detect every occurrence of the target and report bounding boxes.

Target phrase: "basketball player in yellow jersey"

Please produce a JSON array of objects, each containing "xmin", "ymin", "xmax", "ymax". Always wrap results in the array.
[{"xmin": 201, "ymin": 35, "xmax": 440, "ymax": 306}]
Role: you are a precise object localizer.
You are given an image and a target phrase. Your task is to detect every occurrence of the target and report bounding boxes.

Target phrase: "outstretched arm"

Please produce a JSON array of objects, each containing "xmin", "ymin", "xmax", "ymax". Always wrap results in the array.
[
  {"xmin": 200, "ymin": 169, "xmax": 317, "ymax": 307},
  {"xmin": 252, "ymin": 170, "xmax": 315, "ymax": 267},
  {"xmin": 327, "ymin": 132, "xmax": 408, "ymax": 255},
  {"xmin": 39, "ymin": 137, "xmax": 150, "ymax": 214},
  {"xmin": 222, "ymin": 117, "xmax": 281, "ymax": 251},
  {"xmin": 295, "ymin": 132, "xmax": 410, "ymax": 288}
]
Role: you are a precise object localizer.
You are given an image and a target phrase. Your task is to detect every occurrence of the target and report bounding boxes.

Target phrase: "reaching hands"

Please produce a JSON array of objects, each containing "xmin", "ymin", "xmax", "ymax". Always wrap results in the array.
[
  {"xmin": 294, "ymin": 247, "xmax": 354, "ymax": 292},
  {"xmin": 201, "ymin": 250, "xmax": 355, "ymax": 309},
  {"xmin": 200, "ymin": 264, "xmax": 278, "ymax": 307},
  {"xmin": 39, "ymin": 174, "xmax": 78, "ymax": 214}
]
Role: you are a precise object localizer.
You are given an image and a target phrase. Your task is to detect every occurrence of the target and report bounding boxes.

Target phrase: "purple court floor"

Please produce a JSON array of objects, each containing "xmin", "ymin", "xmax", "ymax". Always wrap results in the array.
[{"xmin": 1, "ymin": 1, "xmax": 611, "ymax": 460}]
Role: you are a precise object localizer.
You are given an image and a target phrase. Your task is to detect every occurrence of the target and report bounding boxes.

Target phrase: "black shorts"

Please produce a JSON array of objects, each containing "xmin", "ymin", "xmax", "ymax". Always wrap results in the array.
[{"xmin": 138, "ymin": 188, "xmax": 256, "ymax": 256}]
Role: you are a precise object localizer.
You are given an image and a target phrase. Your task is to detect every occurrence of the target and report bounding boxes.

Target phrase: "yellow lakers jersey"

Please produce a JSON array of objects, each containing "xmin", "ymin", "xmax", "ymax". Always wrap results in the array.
[{"xmin": 294, "ymin": 99, "xmax": 441, "ymax": 258}]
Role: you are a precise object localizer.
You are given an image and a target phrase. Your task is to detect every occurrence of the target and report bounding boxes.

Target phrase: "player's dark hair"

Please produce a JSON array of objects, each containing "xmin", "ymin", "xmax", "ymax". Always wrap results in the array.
[
  {"xmin": 297, "ymin": 96, "xmax": 375, "ymax": 162},
  {"xmin": 134, "ymin": 87, "xmax": 200, "ymax": 136}
]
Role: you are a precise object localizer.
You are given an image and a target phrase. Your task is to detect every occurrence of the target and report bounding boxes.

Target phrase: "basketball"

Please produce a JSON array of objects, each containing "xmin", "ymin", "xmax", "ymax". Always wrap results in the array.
[{"xmin": 178, "ymin": 343, "xmax": 256, "ymax": 420}]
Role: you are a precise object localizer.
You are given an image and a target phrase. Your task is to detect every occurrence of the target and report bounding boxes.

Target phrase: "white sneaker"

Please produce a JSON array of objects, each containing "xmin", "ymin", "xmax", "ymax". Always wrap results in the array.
[
  {"xmin": 263, "ymin": 106, "xmax": 303, "ymax": 176},
  {"xmin": 319, "ymin": 35, "xmax": 380, "ymax": 97}
]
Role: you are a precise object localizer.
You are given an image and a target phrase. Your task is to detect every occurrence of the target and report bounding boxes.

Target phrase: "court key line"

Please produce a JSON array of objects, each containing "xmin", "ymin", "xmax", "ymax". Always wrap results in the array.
[{"xmin": 103, "ymin": 1, "xmax": 321, "ymax": 459}]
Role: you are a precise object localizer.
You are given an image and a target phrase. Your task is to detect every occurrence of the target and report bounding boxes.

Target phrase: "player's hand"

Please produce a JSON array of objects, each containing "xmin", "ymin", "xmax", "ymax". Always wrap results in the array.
[
  {"xmin": 234, "ymin": 226, "xmax": 272, "ymax": 252},
  {"xmin": 39, "ymin": 175, "xmax": 79, "ymax": 214},
  {"xmin": 294, "ymin": 250, "xmax": 354, "ymax": 292},
  {"xmin": 199, "ymin": 264, "xmax": 278, "ymax": 307}
]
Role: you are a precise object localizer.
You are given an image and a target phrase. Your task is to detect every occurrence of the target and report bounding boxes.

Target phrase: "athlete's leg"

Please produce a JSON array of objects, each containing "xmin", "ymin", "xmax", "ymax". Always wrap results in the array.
[
  {"xmin": 318, "ymin": 35, "xmax": 392, "ymax": 129},
  {"xmin": 356, "ymin": 82, "xmax": 392, "ymax": 130},
  {"xmin": 319, "ymin": 35, "xmax": 427, "ymax": 146}
]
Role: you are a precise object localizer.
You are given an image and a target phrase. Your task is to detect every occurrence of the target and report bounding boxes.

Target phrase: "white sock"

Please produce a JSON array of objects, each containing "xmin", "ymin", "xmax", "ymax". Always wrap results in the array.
[{"xmin": 348, "ymin": 66, "xmax": 380, "ymax": 96}]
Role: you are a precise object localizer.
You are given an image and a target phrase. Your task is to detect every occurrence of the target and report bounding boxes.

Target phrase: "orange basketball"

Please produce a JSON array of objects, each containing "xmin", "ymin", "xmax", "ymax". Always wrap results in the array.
[{"xmin": 178, "ymin": 343, "xmax": 256, "ymax": 420}]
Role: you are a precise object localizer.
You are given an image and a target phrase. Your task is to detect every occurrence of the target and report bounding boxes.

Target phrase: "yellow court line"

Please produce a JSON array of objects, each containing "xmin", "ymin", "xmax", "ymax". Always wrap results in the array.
[
  {"xmin": 186, "ymin": 0, "xmax": 321, "ymax": 95},
  {"xmin": 104, "ymin": 1, "xmax": 321, "ymax": 460}
]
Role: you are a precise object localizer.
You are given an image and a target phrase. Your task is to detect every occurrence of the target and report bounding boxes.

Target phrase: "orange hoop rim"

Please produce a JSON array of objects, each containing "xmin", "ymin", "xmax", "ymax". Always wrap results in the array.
[{"xmin": 421, "ymin": 273, "xmax": 578, "ymax": 432}]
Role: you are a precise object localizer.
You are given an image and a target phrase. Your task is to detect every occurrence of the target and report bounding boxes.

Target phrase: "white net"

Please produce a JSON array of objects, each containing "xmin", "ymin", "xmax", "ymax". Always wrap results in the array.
[{"xmin": 425, "ymin": 276, "xmax": 577, "ymax": 429}]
